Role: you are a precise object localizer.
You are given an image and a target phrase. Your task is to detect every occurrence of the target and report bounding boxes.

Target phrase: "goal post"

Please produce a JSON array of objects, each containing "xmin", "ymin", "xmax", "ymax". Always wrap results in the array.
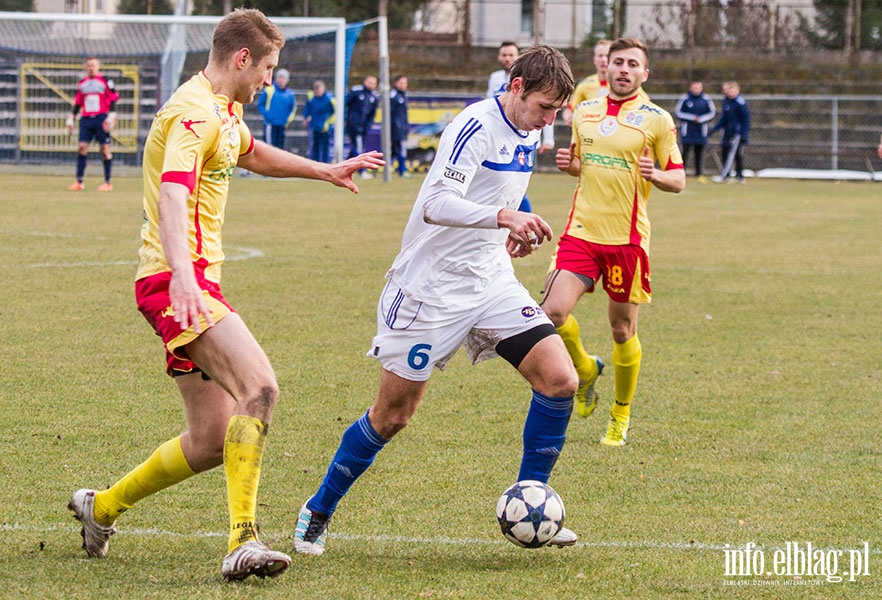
[{"xmin": 0, "ymin": 12, "xmax": 348, "ymax": 165}]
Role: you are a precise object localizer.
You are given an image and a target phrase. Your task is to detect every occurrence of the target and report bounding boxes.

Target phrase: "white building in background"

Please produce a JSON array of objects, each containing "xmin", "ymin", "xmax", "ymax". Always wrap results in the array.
[
  {"xmin": 35, "ymin": 0, "xmax": 118, "ymax": 14},
  {"xmin": 415, "ymin": 0, "xmax": 816, "ymax": 48}
]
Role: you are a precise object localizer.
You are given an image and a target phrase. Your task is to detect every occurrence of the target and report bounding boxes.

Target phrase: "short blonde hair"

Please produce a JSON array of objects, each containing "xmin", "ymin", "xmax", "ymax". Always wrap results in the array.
[{"xmin": 210, "ymin": 9, "xmax": 284, "ymax": 65}]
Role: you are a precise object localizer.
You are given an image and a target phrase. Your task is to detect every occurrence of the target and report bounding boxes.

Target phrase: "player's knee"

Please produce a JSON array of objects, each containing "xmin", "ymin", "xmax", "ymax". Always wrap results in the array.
[
  {"xmin": 383, "ymin": 414, "xmax": 411, "ymax": 438},
  {"xmin": 611, "ymin": 324, "xmax": 636, "ymax": 345},
  {"xmin": 542, "ymin": 305, "xmax": 569, "ymax": 329},
  {"xmin": 529, "ymin": 361, "xmax": 578, "ymax": 399},
  {"xmin": 545, "ymin": 367, "xmax": 579, "ymax": 399},
  {"xmin": 242, "ymin": 381, "xmax": 280, "ymax": 420}
]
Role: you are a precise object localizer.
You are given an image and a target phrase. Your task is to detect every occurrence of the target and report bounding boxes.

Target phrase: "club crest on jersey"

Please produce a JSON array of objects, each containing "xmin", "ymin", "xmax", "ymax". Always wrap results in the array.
[
  {"xmin": 444, "ymin": 167, "xmax": 466, "ymax": 184},
  {"xmin": 229, "ymin": 126, "xmax": 239, "ymax": 146},
  {"xmin": 517, "ymin": 150, "xmax": 532, "ymax": 167},
  {"xmin": 598, "ymin": 116, "xmax": 618, "ymax": 137},
  {"xmin": 624, "ymin": 111, "xmax": 644, "ymax": 126}
]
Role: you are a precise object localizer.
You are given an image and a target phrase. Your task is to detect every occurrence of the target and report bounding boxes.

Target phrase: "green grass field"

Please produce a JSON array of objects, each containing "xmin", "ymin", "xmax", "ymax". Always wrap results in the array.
[{"xmin": 1, "ymin": 172, "xmax": 881, "ymax": 598}]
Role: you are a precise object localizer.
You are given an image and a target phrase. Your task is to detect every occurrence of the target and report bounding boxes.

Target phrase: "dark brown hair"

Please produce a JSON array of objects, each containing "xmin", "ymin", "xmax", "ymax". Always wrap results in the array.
[{"xmin": 508, "ymin": 45, "xmax": 574, "ymax": 105}]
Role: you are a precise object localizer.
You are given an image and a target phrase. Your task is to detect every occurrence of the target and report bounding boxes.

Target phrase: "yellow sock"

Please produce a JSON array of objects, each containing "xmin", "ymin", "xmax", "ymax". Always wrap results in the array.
[
  {"xmin": 611, "ymin": 335, "xmax": 642, "ymax": 421},
  {"xmin": 224, "ymin": 415, "xmax": 269, "ymax": 553},
  {"xmin": 556, "ymin": 314, "xmax": 598, "ymax": 382},
  {"xmin": 93, "ymin": 436, "xmax": 196, "ymax": 527}
]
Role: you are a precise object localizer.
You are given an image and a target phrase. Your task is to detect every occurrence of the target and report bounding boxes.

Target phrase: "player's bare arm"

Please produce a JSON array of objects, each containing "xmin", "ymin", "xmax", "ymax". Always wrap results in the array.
[
  {"xmin": 157, "ymin": 181, "xmax": 214, "ymax": 334},
  {"xmin": 638, "ymin": 147, "xmax": 685, "ymax": 193},
  {"xmin": 237, "ymin": 141, "xmax": 384, "ymax": 192}
]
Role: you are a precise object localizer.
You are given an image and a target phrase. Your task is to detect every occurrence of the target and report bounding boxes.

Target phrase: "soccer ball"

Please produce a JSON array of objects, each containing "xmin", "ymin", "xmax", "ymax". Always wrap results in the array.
[{"xmin": 495, "ymin": 480, "xmax": 565, "ymax": 548}]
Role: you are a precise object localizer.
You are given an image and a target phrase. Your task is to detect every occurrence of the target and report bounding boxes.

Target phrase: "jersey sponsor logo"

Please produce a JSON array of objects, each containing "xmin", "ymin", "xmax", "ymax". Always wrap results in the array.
[
  {"xmin": 623, "ymin": 111, "xmax": 644, "ymax": 126},
  {"xmin": 443, "ymin": 167, "xmax": 466, "ymax": 184},
  {"xmin": 499, "ymin": 144, "xmax": 510, "ymax": 156},
  {"xmin": 637, "ymin": 103, "xmax": 663, "ymax": 115},
  {"xmin": 520, "ymin": 305, "xmax": 544, "ymax": 319},
  {"xmin": 584, "ymin": 153, "xmax": 630, "ymax": 170},
  {"xmin": 181, "ymin": 118, "xmax": 206, "ymax": 138},
  {"xmin": 598, "ymin": 116, "xmax": 618, "ymax": 137},
  {"xmin": 209, "ymin": 165, "xmax": 236, "ymax": 182}
]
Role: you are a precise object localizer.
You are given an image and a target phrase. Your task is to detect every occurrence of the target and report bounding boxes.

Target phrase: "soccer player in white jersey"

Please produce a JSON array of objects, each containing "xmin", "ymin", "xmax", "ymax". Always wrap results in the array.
[{"xmin": 293, "ymin": 45, "xmax": 579, "ymax": 555}]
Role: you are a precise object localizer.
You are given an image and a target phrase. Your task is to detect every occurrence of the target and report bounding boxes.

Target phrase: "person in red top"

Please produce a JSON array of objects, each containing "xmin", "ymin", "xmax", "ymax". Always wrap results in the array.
[{"xmin": 65, "ymin": 57, "xmax": 119, "ymax": 191}]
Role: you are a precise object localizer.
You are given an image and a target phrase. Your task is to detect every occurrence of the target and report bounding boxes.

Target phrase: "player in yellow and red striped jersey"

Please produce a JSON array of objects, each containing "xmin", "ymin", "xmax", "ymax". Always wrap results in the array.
[
  {"xmin": 542, "ymin": 38, "xmax": 684, "ymax": 446},
  {"xmin": 67, "ymin": 8, "xmax": 383, "ymax": 583}
]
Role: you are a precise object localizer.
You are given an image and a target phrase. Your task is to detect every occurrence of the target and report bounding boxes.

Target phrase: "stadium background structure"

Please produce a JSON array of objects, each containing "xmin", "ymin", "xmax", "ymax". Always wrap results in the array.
[{"xmin": 1, "ymin": 11, "xmax": 882, "ymax": 180}]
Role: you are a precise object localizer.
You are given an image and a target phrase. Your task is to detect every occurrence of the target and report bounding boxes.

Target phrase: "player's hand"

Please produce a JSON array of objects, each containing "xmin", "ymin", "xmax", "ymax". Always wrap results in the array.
[
  {"xmin": 328, "ymin": 151, "xmax": 385, "ymax": 193},
  {"xmin": 65, "ymin": 115, "xmax": 74, "ymax": 133},
  {"xmin": 638, "ymin": 146, "xmax": 656, "ymax": 181},
  {"xmin": 103, "ymin": 112, "xmax": 116, "ymax": 132},
  {"xmin": 505, "ymin": 232, "xmax": 537, "ymax": 258},
  {"xmin": 538, "ymin": 143, "xmax": 554, "ymax": 155},
  {"xmin": 877, "ymin": 144, "xmax": 882, "ymax": 160},
  {"xmin": 168, "ymin": 270, "xmax": 214, "ymax": 334},
  {"xmin": 497, "ymin": 208, "xmax": 552, "ymax": 257},
  {"xmin": 556, "ymin": 143, "xmax": 580, "ymax": 176}
]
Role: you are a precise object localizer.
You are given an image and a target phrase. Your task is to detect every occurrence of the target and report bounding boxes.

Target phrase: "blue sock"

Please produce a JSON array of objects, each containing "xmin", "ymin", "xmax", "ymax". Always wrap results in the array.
[
  {"xmin": 309, "ymin": 410, "xmax": 387, "ymax": 517},
  {"xmin": 518, "ymin": 390, "xmax": 573, "ymax": 483},
  {"xmin": 103, "ymin": 158, "xmax": 112, "ymax": 183},
  {"xmin": 76, "ymin": 155, "xmax": 87, "ymax": 181}
]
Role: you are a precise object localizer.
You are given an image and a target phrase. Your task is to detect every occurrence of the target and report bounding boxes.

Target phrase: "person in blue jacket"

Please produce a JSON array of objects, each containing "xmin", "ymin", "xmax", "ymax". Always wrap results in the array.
[
  {"xmin": 710, "ymin": 81, "xmax": 750, "ymax": 183},
  {"xmin": 389, "ymin": 75, "xmax": 410, "ymax": 177},
  {"xmin": 345, "ymin": 75, "xmax": 379, "ymax": 178},
  {"xmin": 302, "ymin": 79, "xmax": 335, "ymax": 164},
  {"xmin": 674, "ymin": 80, "xmax": 715, "ymax": 182},
  {"xmin": 257, "ymin": 68, "xmax": 296, "ymax": 151}
]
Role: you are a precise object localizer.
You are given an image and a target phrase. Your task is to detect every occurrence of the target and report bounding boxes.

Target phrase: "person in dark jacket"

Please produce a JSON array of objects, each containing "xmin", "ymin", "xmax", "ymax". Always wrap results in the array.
[
  {"xmin": 710, "ymin": 81, "xmax": 751, "ymax": 183},
  {"xmin": 389, "ymin": 75, "xmax": 410, "ymax": 177},
  {"xmin": 345, "ymin": 75, "xmax": 379, "ymax": 178},
  {"xmin": 674, "ymin": 81, "xmax": 715, "ymax": 182}
]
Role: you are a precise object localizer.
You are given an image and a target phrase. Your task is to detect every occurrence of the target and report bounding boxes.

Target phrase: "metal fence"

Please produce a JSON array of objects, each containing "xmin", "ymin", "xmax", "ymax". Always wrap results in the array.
[
  {"xmin": 2, "ymin": 89, "xmax": 881, "ymax": 176},
  {"xmin": 650, "ymin": 94, "xmax": 882, "ymax": 174}
]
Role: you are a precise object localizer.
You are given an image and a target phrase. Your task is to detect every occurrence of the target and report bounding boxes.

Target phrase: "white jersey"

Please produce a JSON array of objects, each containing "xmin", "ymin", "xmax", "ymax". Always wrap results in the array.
[
  {"xmin": 385, "ymin": 97, "xmax": 539, "ymax": 309},
  {"xmin": 486, "ymin": 69, "xmax": 508, "ymax": 98}
]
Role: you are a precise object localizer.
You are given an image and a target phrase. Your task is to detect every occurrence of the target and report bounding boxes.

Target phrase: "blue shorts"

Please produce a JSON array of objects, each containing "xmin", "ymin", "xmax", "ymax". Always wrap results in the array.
[{"xmin": 79, "ymin": 114, "xmax": 111, "ymax": 145}]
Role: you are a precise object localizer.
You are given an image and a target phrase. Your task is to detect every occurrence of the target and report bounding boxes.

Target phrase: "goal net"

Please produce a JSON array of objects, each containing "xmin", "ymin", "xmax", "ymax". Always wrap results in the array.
[{"xmin": 0, "ymin": 12, "xmax": 348, "ymax": 169}]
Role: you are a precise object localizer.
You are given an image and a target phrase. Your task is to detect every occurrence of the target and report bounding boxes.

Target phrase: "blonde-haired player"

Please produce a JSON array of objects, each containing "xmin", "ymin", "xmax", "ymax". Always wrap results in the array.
[{"xmin": 67, "ymin": 8, "xmax": 383, "ymax": 581}]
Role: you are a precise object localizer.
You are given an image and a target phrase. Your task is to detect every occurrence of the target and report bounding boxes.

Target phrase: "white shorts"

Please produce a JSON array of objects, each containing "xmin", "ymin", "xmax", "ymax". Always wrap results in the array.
[{"xmin": 367, "ymin": 275, "xmax": 553, "ymax": 381}]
